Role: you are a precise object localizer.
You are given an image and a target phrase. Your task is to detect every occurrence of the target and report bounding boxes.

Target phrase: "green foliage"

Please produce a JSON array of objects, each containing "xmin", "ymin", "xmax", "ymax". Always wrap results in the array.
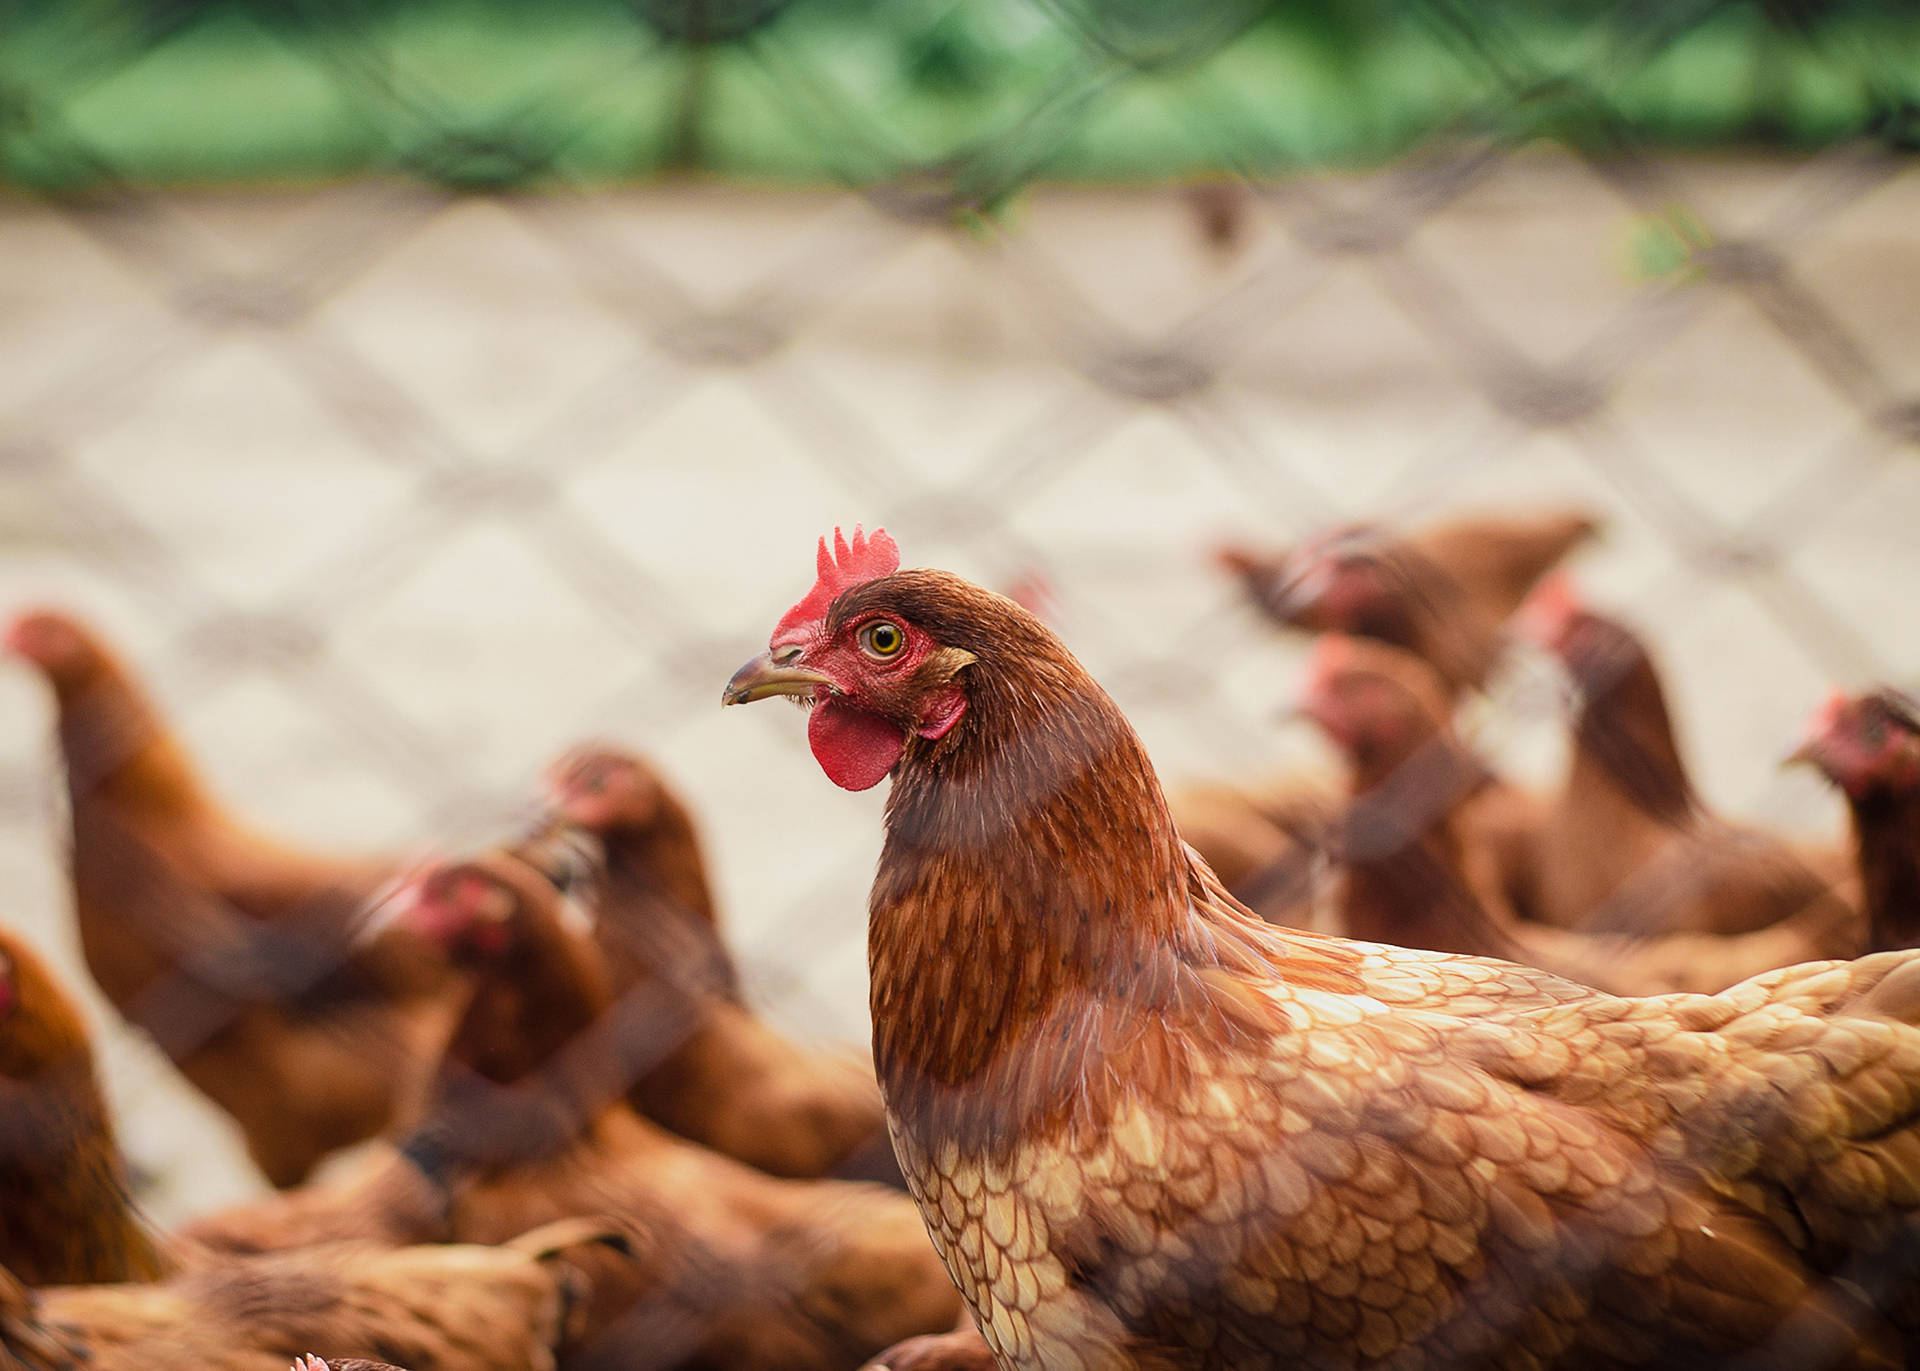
[{"xmin": 0, "ymin": 0, "xmax": 1915, "ymax": 189}]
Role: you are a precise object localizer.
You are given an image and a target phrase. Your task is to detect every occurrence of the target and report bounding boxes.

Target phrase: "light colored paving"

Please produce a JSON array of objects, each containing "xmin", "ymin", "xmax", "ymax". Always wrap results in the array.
[{"xmin": 0, "ymin": 148, "xmax": 1916, "ymax": 1224}]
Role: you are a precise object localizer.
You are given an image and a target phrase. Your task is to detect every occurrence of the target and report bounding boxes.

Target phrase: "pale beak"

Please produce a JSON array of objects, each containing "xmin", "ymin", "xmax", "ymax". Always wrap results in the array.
[{"xmin": 722, "ymin": 650, "xmax": 833, "ymax": 707}]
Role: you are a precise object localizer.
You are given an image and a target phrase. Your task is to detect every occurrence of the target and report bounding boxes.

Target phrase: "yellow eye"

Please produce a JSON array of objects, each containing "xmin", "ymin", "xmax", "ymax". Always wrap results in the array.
[{"xmin": 860, "ymin": 620, "xmax": 905, "ymax": 659}]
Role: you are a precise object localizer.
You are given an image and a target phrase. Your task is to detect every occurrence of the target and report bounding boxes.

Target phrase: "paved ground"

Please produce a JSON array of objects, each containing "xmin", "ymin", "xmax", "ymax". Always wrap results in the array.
[{"xmin": 0, "ymin": 147, "xmax": 1916, "ymax": 1224}]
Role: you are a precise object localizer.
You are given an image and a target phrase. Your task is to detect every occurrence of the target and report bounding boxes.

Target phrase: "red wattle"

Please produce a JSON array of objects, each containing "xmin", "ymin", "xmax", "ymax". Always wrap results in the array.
[{"xmin": 808, "ymin": 698, "xmax": 906, "ymax": 791}]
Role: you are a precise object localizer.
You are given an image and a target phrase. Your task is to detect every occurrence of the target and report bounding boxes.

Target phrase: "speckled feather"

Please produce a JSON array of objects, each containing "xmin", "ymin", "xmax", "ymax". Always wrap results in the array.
[{"xmin": 823, "ymin": 569, "xmax": 1920, "ymax": 1371}]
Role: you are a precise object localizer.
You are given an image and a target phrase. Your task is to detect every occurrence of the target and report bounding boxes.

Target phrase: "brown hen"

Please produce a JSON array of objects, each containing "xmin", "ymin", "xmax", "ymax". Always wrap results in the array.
[
  {"xmin": 0, "ymin": 926, "xmax": 167, "ymax": 1286},
  {"xmin": 1794, "ymin": 687, "xmax": 1920, "ymax": 953},
  {"xmin": 1517, "ymin": 578, "xmax": 1858, "ymax": 941},
  {"xmin": 0, "ymin": 1220, "xmax": 613, "ymax": 1371},
  {"xmin": 726, "ymin": 527, "xmax": 1920, "ymax": 1371},
  {"xmin": 195, "ymin": 847, "xmax": 962, "ymax": 1371},
  {"xmin": 1217, "ymin": 506, "xmax": 1597, "ymax": 697},
  {"xmin": 6, "ymin": 609, "xmax": 469, "ymax": 1186},
  {"xmin": 1305, "ymin": 635, "xmax": 1863, "ymax": 995},
  {"xmin": 537, "ymin": 746, "xmax": 893, "ymax": 1181}
]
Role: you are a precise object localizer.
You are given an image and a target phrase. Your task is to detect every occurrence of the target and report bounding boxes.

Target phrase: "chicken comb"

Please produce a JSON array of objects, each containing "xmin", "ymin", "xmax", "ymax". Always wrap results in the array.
[{"xmin": 773, "ymin": 525, "xmax": 900, "ymax": 645}]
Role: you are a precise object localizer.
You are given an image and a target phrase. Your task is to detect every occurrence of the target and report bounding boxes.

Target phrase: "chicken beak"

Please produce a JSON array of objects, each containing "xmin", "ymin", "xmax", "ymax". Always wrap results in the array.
[{"xmin": 722, "ymin": 650, "xmax": 833, "ymax": 707}]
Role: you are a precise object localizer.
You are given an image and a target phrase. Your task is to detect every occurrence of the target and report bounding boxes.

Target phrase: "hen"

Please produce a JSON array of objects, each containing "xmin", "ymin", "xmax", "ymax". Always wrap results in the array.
[
  {"xmin": 0, "ymin": 1220, "xmax": 614, "ymax": 1371},
  {"xmin": 0, "ymin": 926, "xmax": 167, "ymax": 1286},
  {"xmin": 1793, "ymin": 687, "xmax": 1920, "ymax": 952},
  {"xmin": 1517, "ymin": 578, "xmax": 1858, "ymax": 940},
  {"xmin": 1305, "ymin": 634, "xmax": 1863, "ymax": 995},
  {"xmin": 196, "ymin": 847, "xmax": 963, "ymax": 1371},
  {"xmin": 537, "ymin": 746, "xmax": 893, "ymax": 1181},
  {"xmin": 726, "ymin": 527, "xmax": 1920, "ymax": 1370},
  {"xmin": 6, "ymin": 609, "xmax": 468, "ymax": 1186},
  {"xmin": 1216, "ymin": 507, "xmax": 1597, "ymax": 697}
]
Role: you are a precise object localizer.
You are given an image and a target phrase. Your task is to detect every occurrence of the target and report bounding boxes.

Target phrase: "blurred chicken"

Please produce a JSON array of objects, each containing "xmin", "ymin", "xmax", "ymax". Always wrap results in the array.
[
  {"xmin": 194, "ymin": 849, "xmax": 962, "ymax": 1371},
  {"xmin": 0, "ymin": 926, "xmax": 166, "ymax": 1286},
  {"xmin": 1793, "ymin": 687, "xmax": 1920, "ymax": 952},
  {"xmin": 400, "ymin": 850, "xmax": 962, "ymax": 1371},
  {"xmin": 0, "ymin": 1220, "xmax": 615, "ymax": 1371},
  {"xmin": 1217, "ymin": 506, "xmax": 1598, "ymax": 696},
  {"xmin": 726, "ymin": 528, "xmax": 1920, "ymax": 1369},
  {"xmin": 1167, "ymin": 777, "xmax": 1338, "ymax": 928},
  {"xmin": 1517, "ymin": 576, "xmax": 1858, "ymax": 940},
  {"xmin": 6, "ymin": 609, "xmax": 469, "ymax": 1186},
  {"xmin": 1305, "ymin": 634, "xmax": 1862, "ymax": 994},
  {"xmin": 536, "ymin": 746, "xmax": 894, "ymax": 1182}
]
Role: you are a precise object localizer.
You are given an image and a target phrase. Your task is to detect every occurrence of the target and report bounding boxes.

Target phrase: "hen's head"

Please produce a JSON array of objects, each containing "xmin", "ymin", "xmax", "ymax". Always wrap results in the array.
[
  {"xmin": 1792, "ymin": 688, "xmax": 1920, "ymax": 801},
  {"xmin": 3, "ymin": 610, "xmax": 111, "ymax": 692},
  {"xmin": 1217, "ymin": 526, "xmax": 1405, "ymax": 635},
  {"xmin": 1300, "ymin": 634, "xmax": 1452, "ymax": 777},
  {"xmin": 0, "ymin": 946, "xmax": 14, "ymax": 1027},
  {"xmin": 1512, "ymin": 575, "xmax": 1650, "ymax": 701},
  {"xmin": 543, "ymin": 745, "xmax": 664, "ymax": 832},
  {"xmin": 396, "ymin": 854, "xmax": 549, "ymax": 966},
  {"xmin": 724, "ymin": 527, "xmax": 1013, "ymax": 791}
]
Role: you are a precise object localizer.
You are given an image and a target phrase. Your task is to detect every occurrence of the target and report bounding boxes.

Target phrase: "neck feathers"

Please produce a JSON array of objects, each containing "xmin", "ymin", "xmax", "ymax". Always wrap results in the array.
[
  {"xmin": 866, "ymin": 623, "xmax": 1284, "ymax": 1154},
  {"xmin": 1850, "ymin": 788, "xmax": 1920, "ymax": 953}
]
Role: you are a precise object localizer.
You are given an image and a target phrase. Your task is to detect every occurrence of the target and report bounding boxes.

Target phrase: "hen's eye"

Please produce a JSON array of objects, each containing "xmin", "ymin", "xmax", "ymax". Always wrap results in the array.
[{"xmin": 861, "ymin": 621, "xmax": 905, "ymax": 659}]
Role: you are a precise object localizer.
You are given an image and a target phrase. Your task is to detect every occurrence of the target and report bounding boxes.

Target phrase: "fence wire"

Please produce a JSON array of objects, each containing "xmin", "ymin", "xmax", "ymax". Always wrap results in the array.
[{"xmin": 0, "ymin": 1, "xmax": 1918, "ymax": 1367}]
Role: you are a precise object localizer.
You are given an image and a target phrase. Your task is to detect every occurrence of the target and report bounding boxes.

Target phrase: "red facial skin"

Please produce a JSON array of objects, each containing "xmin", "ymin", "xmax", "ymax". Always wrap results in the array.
[
  {"xmin": 543, "ymin": 749, "xmax": 661, "ymax": 831},
  {"xmin": 2, "ymin": 611, "xmax": 92, "ymax": 679},
  {"xmin": 782, "ymin": 613, "xmax": 968, "ymax": 792},
  {"xmin": 399, "ymin": 869, "xmax": 513, "ymax": 962},
  {"xmin": 1797, "ymin": 689, "xmax": 1920, "ymax": 801},
  {"xmin": 1298, "ymin": 636, "xmax": 1425, "ymax": 765}
]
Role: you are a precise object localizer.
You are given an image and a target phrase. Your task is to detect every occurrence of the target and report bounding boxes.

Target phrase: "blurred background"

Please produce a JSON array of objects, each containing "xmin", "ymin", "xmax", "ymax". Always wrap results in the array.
[{"xmin": 1, "ymin": 0, "xmax": 1917, "ymax": 1224}]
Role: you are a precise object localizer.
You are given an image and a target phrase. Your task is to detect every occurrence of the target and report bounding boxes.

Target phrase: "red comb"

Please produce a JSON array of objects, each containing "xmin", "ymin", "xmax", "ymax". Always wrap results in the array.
[{"xmin": 773, "ymin": 526, "xmax": 900, "ymax": 646}]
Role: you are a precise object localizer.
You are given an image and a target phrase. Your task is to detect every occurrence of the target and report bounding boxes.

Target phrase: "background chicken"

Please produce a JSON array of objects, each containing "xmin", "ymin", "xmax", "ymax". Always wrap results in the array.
[
  {"xmin": 1794, "ymin": 688, "xmax": 1920, "ymax": 952},
  {"xmin": 0, "ymin": 1221, "xmax": 618, "ymax": 1371},
  {"xmin": 1303, "ymin": 633, "xmax": 1864, "ymax": 995},
  {"xmin": 6, "ymin": 610, "xmax": 470, "ymax": 1187},
  {"xmin": 727, "ymin": 531, "xmax": 1920, "ymax": 1370},
  {"xmin": 1216, "ymin": 507, "xmax": 1599, "ymax": 699},
  {"xmin": 0, "ymin": 925, "xmax": 167, "ymax": 1286},
  {"xmin": 194, "ymin": 846, "xmax": 961, "ymax": 1371},
  {"xmin": 536, "ymin": 746, "xmax": 894, "ymax": 1182},
  {"xmin": 1516, "ymin": 577, "xmax": 1858, "ymax": 941}
]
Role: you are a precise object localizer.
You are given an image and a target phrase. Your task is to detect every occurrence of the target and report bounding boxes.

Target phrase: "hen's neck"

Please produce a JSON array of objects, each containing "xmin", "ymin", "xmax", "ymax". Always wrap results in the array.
[
  {"xmin": 0, "ymin": 1056, "xmax": 173, "ymax": 1284},
  {"xmin": 604, "ymin": 804, "xmax": 737, "ymax": 1000},
  {"xmin": 1849, "ymin": 788, "xmax": 1920, "ymax": 953},
  {"xmin": 55, "ymin": 664, "xmax": 211, "ymax": 823},
  {"xmin": 1568, "ymin": 638, "xmax": 1696, "ymax": 827},
  {"xmin": 1338, "ymin": 738, "xmax": 1516, "ymax": 959},
  {"xmin": 869, "ymin": 657, "xmax": 1205, "ymax": 1150}
]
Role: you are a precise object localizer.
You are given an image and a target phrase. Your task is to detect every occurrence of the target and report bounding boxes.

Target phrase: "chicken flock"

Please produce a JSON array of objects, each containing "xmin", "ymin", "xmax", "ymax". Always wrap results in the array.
[{"xmin": 2, "ymin": 508, "xmax": 1918, "ymax": 1371}]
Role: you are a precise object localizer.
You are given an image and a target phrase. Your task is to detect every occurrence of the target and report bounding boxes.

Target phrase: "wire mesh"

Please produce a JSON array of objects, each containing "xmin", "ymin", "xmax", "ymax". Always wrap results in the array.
[{"xmin": 1, "ymin": 0, "xmax": 1919, "ymax": 1366}]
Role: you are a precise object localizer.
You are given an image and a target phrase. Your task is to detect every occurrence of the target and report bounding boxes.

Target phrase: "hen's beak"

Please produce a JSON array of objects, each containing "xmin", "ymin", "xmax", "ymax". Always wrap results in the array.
[{"xmin": 723, "ymin": 650, "xmax": 833, "ymax": 707}]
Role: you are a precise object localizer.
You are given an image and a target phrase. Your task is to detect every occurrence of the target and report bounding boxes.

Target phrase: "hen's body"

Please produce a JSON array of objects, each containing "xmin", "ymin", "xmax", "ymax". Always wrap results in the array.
[
  {"xmin": 738, "ymin": 561, "xmax": 1920, "ymax": 1371},
  {"xmin": 0, "ymin": 1229, "xmax": 595, "ymax": 1371},
  {"xmin": 538, "ymin": 747, "xmax": 891, "ymax": 1182},
  {"xmin": 1218, "ymin": 508, "xmax": 1596, "ymax": 698}
]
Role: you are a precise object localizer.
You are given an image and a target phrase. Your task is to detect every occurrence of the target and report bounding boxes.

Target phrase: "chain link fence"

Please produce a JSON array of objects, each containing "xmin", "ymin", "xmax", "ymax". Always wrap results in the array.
[{"xmin": 1, "ymin": 0, "xmax": 1918, "ymax": 1308}]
